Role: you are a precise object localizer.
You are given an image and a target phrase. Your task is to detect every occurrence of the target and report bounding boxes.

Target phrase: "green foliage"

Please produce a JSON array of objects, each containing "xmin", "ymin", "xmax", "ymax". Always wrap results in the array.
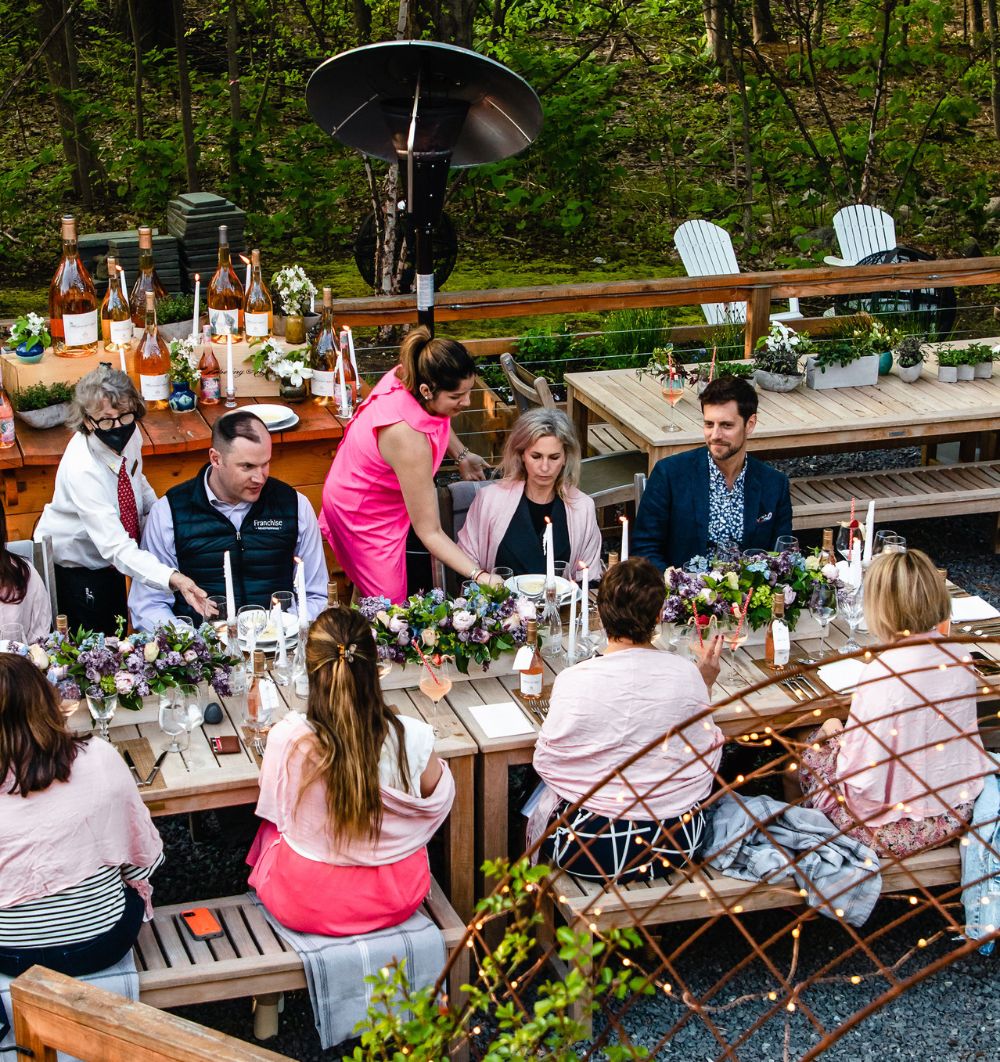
[
  {"xmin": 346, "ymin": 857, "xmax": 650, "ymax": 1060},
  {"xmin": 942, "ymin": 342, "xmax": 996, "ymax": 365},
  {"xmin": 602, "ymin": 309, "xmax": 673, "ymax": 365},
  {"xmin": 893, "ymin": 334, "xmax": 925, "ymax": 367},
  {"xmin": 936, "ymin": 346, "xmax": 966, "ymax": 368},
  {"xmin": 12, "ymin": 382, "xmax": 74, "ymax": 412},
  {"xmin": 156, "ymin": 294, "xmax": 195, "ymax": 325}
]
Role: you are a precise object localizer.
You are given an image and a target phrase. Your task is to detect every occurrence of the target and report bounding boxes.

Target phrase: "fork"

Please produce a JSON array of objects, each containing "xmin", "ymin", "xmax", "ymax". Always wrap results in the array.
[{"xmin": 252, "ymin": 737, "xmax": 265, "ymax": 757}]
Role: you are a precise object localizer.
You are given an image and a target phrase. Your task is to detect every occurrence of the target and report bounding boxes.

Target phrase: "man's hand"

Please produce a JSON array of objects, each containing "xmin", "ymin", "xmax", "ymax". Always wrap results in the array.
[
  {"xmin": 169, "ymin": 572, "xmax": 216, "ymax": 619},
  {"xmin": 458, "ymin": 452, "xmax": 489, "ymax": 481},
  {"xmin": 694, "ymin": 634, "xmax": 724, "ymax": 691}
]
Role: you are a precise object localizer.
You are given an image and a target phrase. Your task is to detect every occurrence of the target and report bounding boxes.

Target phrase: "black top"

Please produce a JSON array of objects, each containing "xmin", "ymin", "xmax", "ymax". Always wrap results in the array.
[{"xmin": 494, "ymin": 493, "xmax": 571, "ymax": 576}]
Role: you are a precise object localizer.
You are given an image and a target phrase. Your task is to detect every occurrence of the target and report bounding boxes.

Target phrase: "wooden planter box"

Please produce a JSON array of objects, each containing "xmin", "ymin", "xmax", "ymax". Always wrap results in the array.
[{"xmin": 805, "ymin": 354, "xmax": 879, "ymax": 390}]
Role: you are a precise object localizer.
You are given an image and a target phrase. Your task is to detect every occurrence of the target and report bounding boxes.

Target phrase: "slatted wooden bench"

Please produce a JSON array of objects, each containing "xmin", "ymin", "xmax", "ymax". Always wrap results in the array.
[
  {"xmin": 544, "ymin": 843, "xmax": 961, "ymax": 1033},
  {"xmin": 135, "ymin": 879, "xmax": 469, "ymax": 1058},
  {"xmin": 588, "ymin": 422, "xmax": 635, "ymax": 455},
  {"xmin": 790, "ymin": 460, "xmax": 1000, "ymax": 551}
]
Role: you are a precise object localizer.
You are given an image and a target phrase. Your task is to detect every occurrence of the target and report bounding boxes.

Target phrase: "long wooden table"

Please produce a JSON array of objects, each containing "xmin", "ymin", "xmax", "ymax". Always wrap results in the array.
[{"xmin": 565, "ymin": 361, "xmax": 1000, "ymax": 471}]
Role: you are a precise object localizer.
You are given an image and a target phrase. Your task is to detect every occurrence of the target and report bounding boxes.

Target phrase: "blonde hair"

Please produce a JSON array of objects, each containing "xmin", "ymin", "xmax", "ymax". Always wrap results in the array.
[
  {"xmin": 863, "ymin": 548, "xmax": 949, "ymax": 641},
  {"xmin": 500, "ymin": 408, "xmax": 581, "ymax": 496},
  {"xmin": 296, "ymin": 608, "xmax": 410, "ymax": 843}
]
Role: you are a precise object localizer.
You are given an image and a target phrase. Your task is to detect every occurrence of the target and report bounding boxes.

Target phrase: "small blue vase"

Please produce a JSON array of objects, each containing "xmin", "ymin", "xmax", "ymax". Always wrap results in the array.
[
  {"xmin": 878, "ymin": 350, "xmax": 893, "ymax": 375},
  {"xmin": 168, "ymin": 381, "xmax": 197, "ymax": 412},
  {"xmin": 15, "ymin": 339, "xmax": 44, "ymax": 364}
]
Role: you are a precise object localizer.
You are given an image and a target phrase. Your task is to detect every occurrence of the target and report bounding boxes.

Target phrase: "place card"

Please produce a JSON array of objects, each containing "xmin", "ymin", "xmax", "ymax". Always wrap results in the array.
[
  {"xmin": 816, "ymin": 657, "xmax": 868, "ymax": 695},
  {"xmin": 951, "ymin": 596, "xmax": 1000, "ymax": 622},
  {"xmin": 466, "ymin": 701, "xmax": 536, "ymax": 739}
]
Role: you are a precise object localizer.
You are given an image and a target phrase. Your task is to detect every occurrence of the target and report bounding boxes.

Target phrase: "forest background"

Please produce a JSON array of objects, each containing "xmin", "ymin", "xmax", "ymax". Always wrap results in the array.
[{"xmin": 2, "ymin": 0, "xmax": 1000, "ymax": 339}]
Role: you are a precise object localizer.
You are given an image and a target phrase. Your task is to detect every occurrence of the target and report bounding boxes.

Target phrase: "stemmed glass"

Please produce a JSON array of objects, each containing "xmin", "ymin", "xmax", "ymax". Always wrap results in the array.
[
  {"xmin": 661, "ymin": 371, "xmax": 685, "ymax": 432},
  {"xmin": 177, "ymin": 682, "xmax": 204, "ymax": 732},
  {"xmin": 86, "ymin": 686, "xmax": 118, "ymax": 741},
  {"xmin": 774, "ymin": 536, "xmax": 800, "ymax": 554},
  {"xmin": 237, "ymin": 604, "xmax": 268, "ymax": 674},
  {"xmin": 270, "ymin": 591, "xmax": 294, "ymax": 686},
  {"xmin": 418, "ymin": 656, "xmax": 453, "ymax": 704},
  {"xmin": 836, "ymin": 583, "xmax": 865, "ymax": 654},
  {"xmin": 805, "ymin": 582, "xmax": 837, "ymax": 662},
  {"xmin": 721, "ymin": 613, "xmax": 749, "ymax": 684},
  {"xmin": 158, "ymin": 690, "xmax": 190, "ymax": 755},
  {"xmin": 835, "ymin": 522, "xmax": 863, "ymax": 562}
]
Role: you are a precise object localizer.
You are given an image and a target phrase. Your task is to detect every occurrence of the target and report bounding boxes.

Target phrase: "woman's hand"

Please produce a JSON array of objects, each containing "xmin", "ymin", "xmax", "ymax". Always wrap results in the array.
[
  {"xmin": 477, "ymin": 571, "xmax": 505, "ymax": 588},
  {"xmin": 694, "ymin": 634, "xmax": 724, "ymax": 691},
  {"xmin": 819, "ymin": 716, "xmax": 844, "ymax": 739},
  {"xmin": 169, "ymin": 572, "xmax": 215, "ymax": 619},
  {"xmin": 457, "ymin": 452, "xmax": 490, "ymax": 481}
]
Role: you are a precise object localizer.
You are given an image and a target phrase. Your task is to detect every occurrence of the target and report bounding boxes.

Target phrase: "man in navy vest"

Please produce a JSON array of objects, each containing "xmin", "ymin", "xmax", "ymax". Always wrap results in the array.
[
  {"xmin": 632, "ymin": 376, "xmax": 792, "ymax": 572},
  {"xmin": 129, "ymin": 410, "xmax": 327, "ymax": 631}
]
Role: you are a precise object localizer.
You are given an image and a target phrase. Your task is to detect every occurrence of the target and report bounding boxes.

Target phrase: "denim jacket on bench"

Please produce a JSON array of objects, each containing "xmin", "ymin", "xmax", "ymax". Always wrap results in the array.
[{"xmin": 961, "ymin": 771, "xmax": 1000, "ymax": 955}]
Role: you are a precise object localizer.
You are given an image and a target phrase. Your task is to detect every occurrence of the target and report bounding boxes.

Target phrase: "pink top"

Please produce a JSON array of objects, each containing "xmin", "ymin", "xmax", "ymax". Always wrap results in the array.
[
  {"xmin": 532, "ymin": 648, "xmax": 723, "ymax": 827},
  {"xmin": 457, "ymin": 480, "xmax": 604, "ymax": 577},
  {"xmin": 0, "ymin": 737, "xmax": 163, "ymax": 914},
  {"xmin": 254, "ymin": 712, "xmax": 455, "ymax": 866},
  {"xmin": 830, "ymin": 634, "xmax": 992, "ymax": 827},
  {"xmin": 0, "ymin": 566, "xmax": 52, "ymax": 643},
  {"xmin": 319, "ymin": 367, "xmax": 451, "ymax": 603}
]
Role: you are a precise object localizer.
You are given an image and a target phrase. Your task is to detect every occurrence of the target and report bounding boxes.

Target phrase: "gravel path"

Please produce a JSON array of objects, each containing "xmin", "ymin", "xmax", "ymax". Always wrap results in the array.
[{"xmin": 150, "ymin": 445, "xmax": 1000, "ymax": 1060}]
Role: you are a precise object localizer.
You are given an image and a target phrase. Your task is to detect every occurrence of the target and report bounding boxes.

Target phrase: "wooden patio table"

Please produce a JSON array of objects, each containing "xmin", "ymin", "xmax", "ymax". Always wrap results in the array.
[
  {"xmin": 565, "ymin": 361, "xmax": 1000, "ymax": 472},
  {"xmin": 71, "ymin": 665, "xmax": 479, "ymax": 922}
]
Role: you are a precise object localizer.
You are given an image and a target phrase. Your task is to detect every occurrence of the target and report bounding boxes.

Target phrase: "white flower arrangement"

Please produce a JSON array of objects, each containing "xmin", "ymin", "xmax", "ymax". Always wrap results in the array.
[
  {"xmin": 167, "ymin": 336, "xmax": 200, "ymax": 386},
  {"xmin": 753, "ymin": 321, "xmax": 813, "ymax": 375},
  {"xmin": 270, "ymin": 266, "xmax": 317, "ymax": 316},
  {"xmin": 250, "ymin": 337, "xmax": 314, "ymax": 387}
]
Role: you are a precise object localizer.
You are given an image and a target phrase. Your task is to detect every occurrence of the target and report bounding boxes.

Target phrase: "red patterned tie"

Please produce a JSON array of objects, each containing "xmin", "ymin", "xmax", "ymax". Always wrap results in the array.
[{"xmin": 118, "ymin": 458, "xmax": 140, "ymax": 542}]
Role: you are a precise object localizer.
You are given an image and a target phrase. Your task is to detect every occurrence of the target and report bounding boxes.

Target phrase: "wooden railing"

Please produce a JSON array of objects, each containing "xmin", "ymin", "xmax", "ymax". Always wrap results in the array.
[
  {"xmin": 9, "ymin": 966, "xmax": 291, "ymax": 1062},
  {"xmin": 332, "ymin": 256, "xmax": 1000, "ymax": 357}
]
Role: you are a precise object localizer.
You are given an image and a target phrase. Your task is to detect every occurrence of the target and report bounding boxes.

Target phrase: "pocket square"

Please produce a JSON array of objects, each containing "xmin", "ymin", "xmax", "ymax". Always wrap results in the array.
[{"xmin": 756, "ymin": 511, "xmax": 773, "ymax": 523}]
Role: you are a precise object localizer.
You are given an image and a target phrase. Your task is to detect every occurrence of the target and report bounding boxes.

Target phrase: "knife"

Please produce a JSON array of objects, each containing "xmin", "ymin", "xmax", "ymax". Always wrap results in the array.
[
  {"xmin": 123, "ymin": 749, "xmax": 139, "ymax": 776},
  {"xmin": 141, "ymin": 750, "xmax": 169, "ymax": 786}
]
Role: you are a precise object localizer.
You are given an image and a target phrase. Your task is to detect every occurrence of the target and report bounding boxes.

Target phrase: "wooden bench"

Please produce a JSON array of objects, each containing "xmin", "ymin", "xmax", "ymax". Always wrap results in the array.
[
  {"xmin": 544, "ymin": 843, "xmax": 962, "ymax": 1034},
  {"xmin": 790, "ymin": 460, "xmax": 1000, "ymax": 551},
  {"xmin": 587, "ymin": 423, "xmax": 635, "ymax": 455},
  {"xmin": 135, "ymin": 880, "xmax": 469, "ymax": 1057}
]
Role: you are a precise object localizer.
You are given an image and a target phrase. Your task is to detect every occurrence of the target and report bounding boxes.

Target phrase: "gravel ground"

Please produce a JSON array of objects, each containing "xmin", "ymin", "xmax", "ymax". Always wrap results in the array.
[{"xmin": 150, "ymin": 444, "xmax": 1000, "ymax": 1061}]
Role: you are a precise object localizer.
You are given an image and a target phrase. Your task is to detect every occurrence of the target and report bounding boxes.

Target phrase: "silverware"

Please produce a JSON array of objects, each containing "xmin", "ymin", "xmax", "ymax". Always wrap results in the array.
[
  {"xmin": 252, "ymin": 737, "xmax": 265, "ymax": 757},
  {"xmin": 795, "ymin": 674, "xmax": 822, "ymax": 698},
  {"xmin": 780, "ymin": 677, "xmax": 805, "ymax": 701},
  {"xmin": 123, "ymin": 749, "xmax": 139, "ymax": 777},
  {"xmin": 140, "ymin": 750, "xmax": 168, "ymax": 786}
]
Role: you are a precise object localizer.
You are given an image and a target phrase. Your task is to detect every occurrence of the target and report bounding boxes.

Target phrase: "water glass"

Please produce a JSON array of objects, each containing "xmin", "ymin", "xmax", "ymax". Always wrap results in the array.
[
  {"xmin": 177, "ymin": 682, "xmax": 204, "ymax": 731},
  {"xmin": 806, "ymin": 583, "xmax": 837, "ymax": 662},
  {"xmin": 86, "ymin": 686, "xmax": 118, "ymax": 741},
  {"xmin": 879, "ymin": 533, "xmax": 906, "ymax": 554},
  {"xmin": 270, "ymin": 591, "xmax": 294, "ymax": 686},
  {"xmin": 774, "ymin": 536, "xmax": 800, "ymax": 554},
  {"xmin": 836, "ymin": 583, "xmax": 865, "ymax": 654},
  {"xmin": 491, "ymin": 566, "xmax": 513, "ymax": 585},
  {"xmin": 238, "ymin": 604, "xmax": 268, "ymax": 672},
  {"xmin": 0, "ymin": 622, "xmax": 26, "ymax": 651},
  {"xmin": 158, "ymin": 691, "xmax": 189, "ymax": 754},
  {"xmin": 872, "ymin": 529, "xmax": 900, "ymax": 555},
  {"xmin": 207, "ymin": 594, "xmax": 228, "ymax": 625}
]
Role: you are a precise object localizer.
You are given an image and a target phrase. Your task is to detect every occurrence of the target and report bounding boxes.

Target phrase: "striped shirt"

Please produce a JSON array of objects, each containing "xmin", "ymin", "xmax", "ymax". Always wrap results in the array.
[{"xmin": 0, "ymin": 854, "xmax": 163, "ymax": 948}]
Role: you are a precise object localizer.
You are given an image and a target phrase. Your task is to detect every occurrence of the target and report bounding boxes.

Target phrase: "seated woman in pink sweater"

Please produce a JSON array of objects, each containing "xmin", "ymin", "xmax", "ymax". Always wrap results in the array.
[
  {"xmin": 799, "ymin": 548, "xmax": 993, "ymax": 858},
  {"xmin": 247, "ymin": 607, "xmax": 455, "ymax": 935},
  {"xmin": 458, "ymin": 408, "xmax": 602, "ymax": 579},
  {"xmin": 529, "ymin": 558, "xmax": 724, "ymax": 883}
]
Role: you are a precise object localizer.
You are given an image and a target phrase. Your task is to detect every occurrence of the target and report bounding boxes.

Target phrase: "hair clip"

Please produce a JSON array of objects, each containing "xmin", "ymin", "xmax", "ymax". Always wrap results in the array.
[{"xmin": 339, "ymin": 642, "xmax": 357, "ymax": 663}]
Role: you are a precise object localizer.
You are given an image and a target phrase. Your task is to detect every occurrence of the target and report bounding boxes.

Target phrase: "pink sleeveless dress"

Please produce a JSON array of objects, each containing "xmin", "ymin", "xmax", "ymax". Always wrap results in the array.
[{"xmin": 319, "ymin": 367, "xmax": 451, "ymax": 603}]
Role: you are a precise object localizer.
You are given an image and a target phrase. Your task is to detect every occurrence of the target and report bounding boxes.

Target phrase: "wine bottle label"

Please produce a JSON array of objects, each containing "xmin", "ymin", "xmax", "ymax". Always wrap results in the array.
[
  {"xmin": 0, "ymin": 416, "xmax": 14, "ymax": 445},
  {"xmin": 294, "ymin": 673, "xmax": 309, "ymax": 698},
  {"xmin": 201, "ymin": 375, "xmax": 220, "ymax": 401},
  {"xmin": 109, "ymin": 319, "xmax": 133, "ymax": 346},
  {"xmin": 209, "ymin": 307, "xmax": 238, "ymax": 334},
  {"xmin": 140, "ymin": 373, "xmax": 170, "ymax": 400},
  {"xmin": 63, "ymin": 310, "xmax": 98, "ymax": 345},
  {"xmin": 772, "ymin": 620, "xmax": 790, "ymax": 665},
  {"xmin": 519, "ymin": 670, "xmax": 543, "ymax": 696},
  {"xmin": 311, "ymin": 370, "xmax": 335, "ymax": 396},
  {"xmin": 245, "ymin": 312, "xmax": 270, "ymax": 337}
]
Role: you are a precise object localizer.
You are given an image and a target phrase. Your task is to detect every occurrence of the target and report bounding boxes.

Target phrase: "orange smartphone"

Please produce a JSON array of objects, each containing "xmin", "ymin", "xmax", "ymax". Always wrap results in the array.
[{"xmin": 180, "ymin": 907, "xmax": 224, "ymax": 940}]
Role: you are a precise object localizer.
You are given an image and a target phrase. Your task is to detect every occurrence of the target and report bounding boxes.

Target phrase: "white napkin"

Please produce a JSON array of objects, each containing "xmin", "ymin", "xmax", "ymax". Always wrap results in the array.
[
  {"xmin": 817, "ymin": 657, "xmax": 867, "ymax": 694},
  {"xmin": 467, "ymin": 701, "xmax": 536, "ymax": 739},
  {"xmin": 951, "ymin": 596, "xmax": 1000, "ymax": 622}
]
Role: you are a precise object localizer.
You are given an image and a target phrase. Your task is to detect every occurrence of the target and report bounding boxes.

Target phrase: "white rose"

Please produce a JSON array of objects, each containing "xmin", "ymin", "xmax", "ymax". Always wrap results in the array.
[
  {"xmin": 421, "ymin": 627, "xmax": 438, "ymax": 647},
  {"xmin": 452, "ymin": 609, "xmax": 477, "ymax": 632},
  {"xmin": 804, "ymin": 555, "xmax": 820, "ymax": 571},
  {"xmin": 375, "ymin": 610, "xmax": 391, "ymax": 626},
  {"xmin": 29, "ymin": 644, "xmax": 49, "ymax": 669},
  {"xmin": 821, "ymin": 563, "xmax": 839, "ymax": 581},
  {"xmin": 709, "ymin": 570, "xmax": 723, "ymax": 582},
  {"xmin": 388, "ymin": 615, "xmax": 408, "ymax": 633},
  {"xmin": 143, "ymin": 642, "xmax": 159, "ymax": 662}
]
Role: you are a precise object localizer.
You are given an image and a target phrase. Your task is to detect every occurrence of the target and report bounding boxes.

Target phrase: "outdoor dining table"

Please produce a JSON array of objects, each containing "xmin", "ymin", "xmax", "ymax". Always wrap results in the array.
[{"xmin": 565, "ymin": 358, "xmax": 1000, "ymax": 472}]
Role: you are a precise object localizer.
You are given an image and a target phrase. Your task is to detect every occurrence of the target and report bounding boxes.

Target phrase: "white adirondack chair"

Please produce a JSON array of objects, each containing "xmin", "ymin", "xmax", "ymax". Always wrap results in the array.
[
  {"xmin": 824, "ymin": 205, "xmax": 896, "ymax": 267},
  {"xmin": 674, "ymin": 219, "xmax": 802, "ymax": 326}
]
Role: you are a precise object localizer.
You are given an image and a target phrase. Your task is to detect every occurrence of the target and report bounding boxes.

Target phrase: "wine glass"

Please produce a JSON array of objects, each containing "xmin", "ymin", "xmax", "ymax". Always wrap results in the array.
[
  {"xmin": 872, "ymin": 529, "xmax": 899, "ymax": 556},
  {"xmin": 806, "ymin": 582, "xmax": 837, "ymax": 662},
  {"xmin": 835, "ymin": 522, "xmax": 863, "ymax": 562},
  {"xmin": 238, "ymin": 604, "xmax": 268, "ymax": 672},
  {"xmin": 418, "ymin": 656, "xmax": 453, "ymax": 704},
  {"xmin": 721, "ymin": 613, "xmax": 749, "ymax": 683},
  {"xmin": 491, "ymin": 566, "xmax": 513, "ymax": 586},
  {"xmin": 774, "ymin": 535, "xmax": 800, "ymax": 554},
  {"xmin": 836, "ymin": 583, "xmax": 865, "ymax": 654},
  {"xmin": 86, "ymin": 686, "xmax": 118, "ymax": 741},
  {"xmin": 158, "ymin": 690, "xmax": 190, "ymax": 755},
  {"xmin": 270, "ymin": 591, "xmax": 294, "ymax": 686},
  {"xmin": 377, "ymin": 651, "xmax": 393, "ymax": 684},
  {"xmin": 661, "ymin": 371, "xmax": 685, "ymax": 432},
  {"xmin": 0, "ymin": 622, "xmax": 26, "ymax": 651},
  {"xmin": 880, "ymin": 533, "xmax": 906, "ymax": 554}
]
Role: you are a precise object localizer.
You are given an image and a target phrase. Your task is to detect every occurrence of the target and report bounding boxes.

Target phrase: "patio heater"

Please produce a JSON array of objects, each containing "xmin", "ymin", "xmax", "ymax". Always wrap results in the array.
[{"xmin": 306, "ymin": 41, "xmax": 543, "ymax": 334}]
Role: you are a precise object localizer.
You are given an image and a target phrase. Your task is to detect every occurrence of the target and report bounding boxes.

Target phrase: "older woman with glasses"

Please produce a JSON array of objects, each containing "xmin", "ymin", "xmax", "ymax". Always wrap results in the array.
[{"xmin": 34, "ymin": 365, "xmax": 211, "ymax": 634}]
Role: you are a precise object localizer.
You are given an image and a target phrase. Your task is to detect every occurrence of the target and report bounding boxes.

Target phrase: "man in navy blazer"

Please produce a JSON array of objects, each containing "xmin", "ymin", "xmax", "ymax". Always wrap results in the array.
[{"xmin": 633, "ymin": 376, "xmax": 792, "ymax": 571}]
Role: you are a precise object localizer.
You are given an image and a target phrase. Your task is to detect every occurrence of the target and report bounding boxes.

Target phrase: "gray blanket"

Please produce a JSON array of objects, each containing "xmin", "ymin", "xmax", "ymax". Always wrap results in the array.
[
  {"xmin": 706, "ymin": 793, "xmax": 882, "ymax": 927},
  {"xmin": 250, "ymin": 893, "xmax": 446, "ymax": 1049}
]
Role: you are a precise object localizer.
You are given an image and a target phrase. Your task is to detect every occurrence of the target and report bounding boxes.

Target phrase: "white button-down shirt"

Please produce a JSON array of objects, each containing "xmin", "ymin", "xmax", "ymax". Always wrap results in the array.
[{"xmin": 34, "ymin": 429, "xmax": 174, "ymax": 590}]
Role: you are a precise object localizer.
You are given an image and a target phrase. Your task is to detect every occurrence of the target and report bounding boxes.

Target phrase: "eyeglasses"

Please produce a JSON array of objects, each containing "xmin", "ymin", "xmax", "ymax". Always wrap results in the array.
[{"xmin": 89, "ymin": 410, "xmax": 136, "ymax": 431}]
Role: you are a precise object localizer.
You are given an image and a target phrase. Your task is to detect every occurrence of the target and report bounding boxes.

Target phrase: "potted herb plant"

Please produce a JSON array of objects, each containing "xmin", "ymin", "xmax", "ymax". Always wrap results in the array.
[
  {"xmin": 893, "ymin": 335, "xmax": 924, "ymax": 383},
  {"xmin": 7, "ymin": 313, "xmax": 51, "ymax": 363},
  {"xmin": 167, "ymin": 337, "xmax": 199, "ymax": 412},
  {"xmin": 156, "ymin": 294, "xmax": 197, "ymax": 342},
  {"xmin": 956, "ymin": 347, "xmax": 976, "ymax": 382},
  {"xmin": 854, "ymin": 317, "xmax": 901, "ymax": 376},
  {"xmin": 753, "ymin": 322, "xmax": 811, "ymax": 392},
  {"xmin": 250, "ymin": 337, "xmax": 314, "ymax": 402},
  {"xmin": 12, "ymin": 382, "xmax": 74, "ymax": 429},
  {"xmin": 968, "ymin": 342, "xmax": 995, "ymax": 380},
  {"xmin": 804, "ymin": 325, "xmax": 879, "ymax": 390},
  {"xmin": 936, "ymin": 347, "xmax": 963, "ymax": 383},
  {"xmin": 270, "ymin": 266, "xmax": 318, "ymax": 345},
  {"xmin": 689, "ymin": 358, "xmax": 756, "ymax": 394}
]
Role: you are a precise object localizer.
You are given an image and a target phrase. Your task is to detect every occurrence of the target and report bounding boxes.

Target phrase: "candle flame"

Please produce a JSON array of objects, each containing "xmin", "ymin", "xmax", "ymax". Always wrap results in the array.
[
  {"xmin": 544, "ymin": 516, "xmax": 552, "ymax": 526},
  {"xmin": 294, "ymin": 555, "xmax": 302, "ymax": 565},
  {"xmin": 239, "ymin": 253, "xmax": 251, "ymax": 266},
  {"xmin": 194, "ymin": 273, "xmax": 200, "ymax": 281},
  {"xmin": 620, "ymin": 515, "xmax": 628, "ymax": 525}
]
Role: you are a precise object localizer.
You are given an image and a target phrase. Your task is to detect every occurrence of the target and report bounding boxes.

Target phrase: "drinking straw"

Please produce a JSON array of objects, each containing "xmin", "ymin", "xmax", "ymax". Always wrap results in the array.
[
  {"xmin": 411, "ymin": 638, "xmax": 442, "ymax": 686},
  {"xmin": 848, "ymin": 496, "xmax": 856, "ymax": 557},
  {"xmin": 692, "ymin": 600, "xmax": 704, "ymax": 644},
  {"xmin": 735, "ymin": 588, "xmax": 753, "ymax": 634}
]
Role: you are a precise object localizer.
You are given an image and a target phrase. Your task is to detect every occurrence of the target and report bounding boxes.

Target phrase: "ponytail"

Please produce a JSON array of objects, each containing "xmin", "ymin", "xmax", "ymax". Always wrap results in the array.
[{"xmin": 398, "ymin": 325, "xmax": 476, "ymax": 400}]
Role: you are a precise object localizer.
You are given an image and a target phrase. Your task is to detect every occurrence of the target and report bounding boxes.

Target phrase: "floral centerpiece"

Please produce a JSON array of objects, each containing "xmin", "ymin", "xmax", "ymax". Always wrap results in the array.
[
  {"xmin": 7, "ymin": 313, "xmax": 51, "ymax": 361},
  {"xmin": 31, "ymin": 620, "xmax": 241, "ymax": 711},
  {"xmin": 270, "ymin": 266, "xmax": 317, "ymax": 317},
  {"xmin": 662, "ymin": 550, "xmax": 839, "ymax": 632},
  {"xmin": 167, "ymin": 337, "xmax": 200, "ymax": 411},
  {"xmin": 635, "ymin": 344, "xmax": 676, "ymax": 384},
  {"xmin": 250, "ymin": 337, "xmax": 313, "ymax": 401},
  {"xmin": 356, "ymin": 585, "xmax": 531, "ymax": 674}
]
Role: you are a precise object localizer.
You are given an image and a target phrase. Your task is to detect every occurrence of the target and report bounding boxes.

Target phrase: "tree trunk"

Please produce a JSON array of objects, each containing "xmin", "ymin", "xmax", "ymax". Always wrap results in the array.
[
  {"xmin": 172, "ymin": 0, "xmax": 200, "ymax": 191},
  {"xmin": 353, "ymin": 0, "xmax": 372, "ymax": 42},
  {"xmin": 752, "ymin": 0, "xmax": 778, "ymax": 43},
  {"xmin": 226, "ymin": 0, "xmax": 242, "ymax": 178},
  {"xmin": 972, "ymin": 0, "xmax": 985, "ymax": 35},
  {"xmin": 988, "ymin": 0, "xmax": 1000, "ymax": 139},
  {"xmin": 126, "ymin": 0, "xmax": 143, "ymax": 139},
  {"xmin": 35, "ymin": 0, "xmax": 82, "ymax": 199},
  {"xmin": 703, "ymin": 0, "xmax": 729, "ymax": 64},
  {"xmin": 811, "ymin": 0, "xmax": 826, "ymax": 44}
]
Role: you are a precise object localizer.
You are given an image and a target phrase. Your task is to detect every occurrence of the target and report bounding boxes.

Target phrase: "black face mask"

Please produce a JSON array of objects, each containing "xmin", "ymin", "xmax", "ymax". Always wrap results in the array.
[{"xmin": 94, "ymin": 422, "xmax": 137, "ymax": 454}]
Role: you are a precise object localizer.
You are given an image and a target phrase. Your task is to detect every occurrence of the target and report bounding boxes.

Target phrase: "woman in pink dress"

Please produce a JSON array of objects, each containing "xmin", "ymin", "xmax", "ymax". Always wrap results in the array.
[
  {"xmin": 246, "ymin": 606, "xmax": 455, "ymax": 935},
  {"xmin": 319, "ymin": 326, "xmax": 501, "ymax": 602}
]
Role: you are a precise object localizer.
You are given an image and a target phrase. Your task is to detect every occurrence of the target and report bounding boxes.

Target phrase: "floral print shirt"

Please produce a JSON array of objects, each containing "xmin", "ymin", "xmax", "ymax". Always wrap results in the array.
[{"xmin": 707, "ymin": 459, "xmax": 746, "ymax": 556}]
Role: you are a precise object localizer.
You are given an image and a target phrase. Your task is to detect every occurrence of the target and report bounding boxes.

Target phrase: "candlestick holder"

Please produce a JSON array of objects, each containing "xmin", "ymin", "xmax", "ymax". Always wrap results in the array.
[{"xmin": 225, "ymin": 387, "xmax": 237, "ymax": 409}]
